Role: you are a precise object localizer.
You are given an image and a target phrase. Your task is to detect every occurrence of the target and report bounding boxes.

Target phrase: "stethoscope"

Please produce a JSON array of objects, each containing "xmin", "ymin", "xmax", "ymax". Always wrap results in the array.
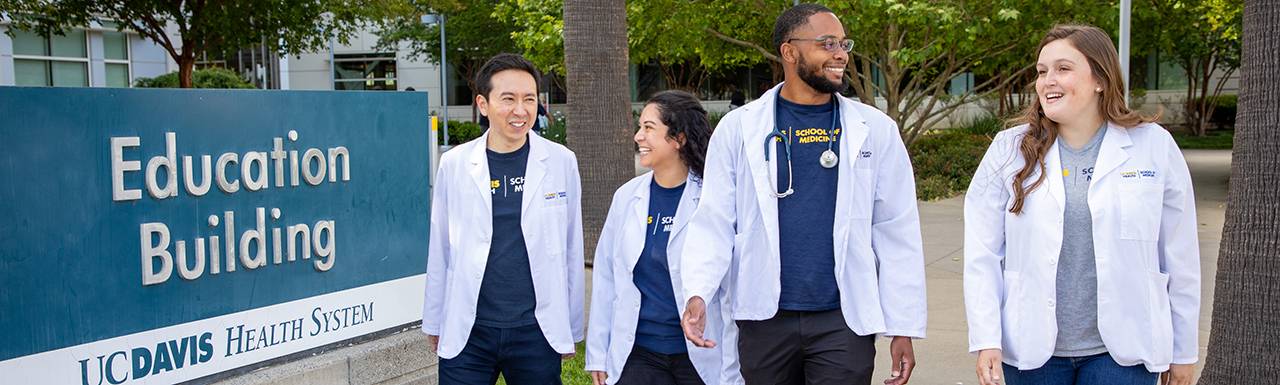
[{"xmin": 765, "ymin": 94, "xmax": 840, "ymax": 198}]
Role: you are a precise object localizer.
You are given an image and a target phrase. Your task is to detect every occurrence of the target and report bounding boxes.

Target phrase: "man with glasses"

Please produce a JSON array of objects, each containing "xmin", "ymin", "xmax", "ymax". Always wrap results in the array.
[{"xmin": 679, "ymin": 4, "xmax": 925, "ymax": 384}]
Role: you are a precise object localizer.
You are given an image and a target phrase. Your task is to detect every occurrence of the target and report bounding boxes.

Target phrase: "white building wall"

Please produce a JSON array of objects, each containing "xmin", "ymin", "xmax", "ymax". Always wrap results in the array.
[{"xmin": 283, "ymin": 28, "xmax": 447, "ymax": 113}]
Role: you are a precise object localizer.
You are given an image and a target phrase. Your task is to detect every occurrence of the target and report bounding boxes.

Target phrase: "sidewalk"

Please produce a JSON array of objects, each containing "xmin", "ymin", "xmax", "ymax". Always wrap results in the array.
[{"xmin": 602, "ymin": 149, "xmax": 1231, "ymax": 384}]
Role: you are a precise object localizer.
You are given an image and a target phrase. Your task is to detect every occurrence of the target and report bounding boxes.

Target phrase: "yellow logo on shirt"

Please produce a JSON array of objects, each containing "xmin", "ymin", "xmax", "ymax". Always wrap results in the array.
[
  {"xmin": 648, "ymin": 216, "xmax": 653, "ymax": 224},
  {"xmin": 1063, "ymin": 170, "xmax": 1069, "ymax": 176},
  {"xmin": 491, "ymin": 180, "xmax": 500, "ymax": 188}
]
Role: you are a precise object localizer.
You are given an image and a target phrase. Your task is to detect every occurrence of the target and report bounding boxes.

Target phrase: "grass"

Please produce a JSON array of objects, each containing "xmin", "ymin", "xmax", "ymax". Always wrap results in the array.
[
  {"xmin": 494, "ymin": 342, "xmax": 592, "ymax": 385},
  {"xmin": 1171, "ymin": 129, "xmax": 1234, "ymax": 149}
]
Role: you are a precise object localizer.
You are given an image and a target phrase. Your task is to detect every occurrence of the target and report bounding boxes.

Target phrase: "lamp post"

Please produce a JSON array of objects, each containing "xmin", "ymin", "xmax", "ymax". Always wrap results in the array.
[{"xmin": 421, "ymin": 13, "xmax": 449, "ymax": 146}]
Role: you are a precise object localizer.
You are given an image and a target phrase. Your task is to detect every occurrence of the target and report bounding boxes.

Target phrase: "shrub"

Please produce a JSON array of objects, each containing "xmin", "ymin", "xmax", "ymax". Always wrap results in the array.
[
  {"xmin": 1188, "ymin": 94, "xmax": 1238, "ymax": 128},
  {"xmin": 438, "ymin": 121, "xmax": 483, "ymax": 145},
  {"xmin": 909, "ymin": 129, "xmax": 993, "ymax": 201},
  {"xmin": 133, "ymin": 67, "xmax": 256, "ymax": 89}
]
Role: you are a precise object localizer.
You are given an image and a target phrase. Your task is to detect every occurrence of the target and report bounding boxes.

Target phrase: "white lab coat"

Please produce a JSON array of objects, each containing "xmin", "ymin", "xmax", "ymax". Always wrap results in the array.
[
  {"xmin": 586, "ymin": 172, "xmax": 742, "ymax": 385},
  {"xmin": 681, "ymin": 83, "xmax": 927, "ymax": 339},
  {"xmin": 422, "ymin": 131, "xmax": 585, "ymax": 359},
  {"xmin": 963, "ymin": 122, "xmax": 1200, "ymax": 372}
]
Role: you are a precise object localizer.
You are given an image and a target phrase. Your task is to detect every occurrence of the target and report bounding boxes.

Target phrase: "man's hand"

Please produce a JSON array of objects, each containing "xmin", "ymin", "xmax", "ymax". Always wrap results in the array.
[
  {"xmin": 1160, "ymin": 363, "xmax": 1194, "ymax": 385},
  {"xmin": 975, "ymin": 349, "xmax": 1003, "ymax": 385},
  {"xmin": 681, "ymin": 296, "xmax": 716, "ymax": 348},
  {"xmin": 562, "ymin": 353, "xmax": 576, "ymax": 360},
  {"xmin": 589, "ymin": 370, "xmax": 607, "ymax": 385},
  {"xmin": 428, "ymin": 335, "xmax": 440, "ymax": 353},
  {"xmin": 884, "ymin": 336, "xmax": 916, "ymax": 385}
]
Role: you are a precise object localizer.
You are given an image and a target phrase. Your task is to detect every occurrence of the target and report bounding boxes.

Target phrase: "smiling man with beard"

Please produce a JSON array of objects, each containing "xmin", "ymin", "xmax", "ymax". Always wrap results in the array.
[{"xmin": 678, "ymin": 4, "xmax": 927, "ymax": 385}]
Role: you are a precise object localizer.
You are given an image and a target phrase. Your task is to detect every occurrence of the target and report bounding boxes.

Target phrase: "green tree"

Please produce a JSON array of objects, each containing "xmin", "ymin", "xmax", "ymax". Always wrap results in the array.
[
  {"xmin": 3, "ymin": 0, "xmax": 402, "ymax": 88},
  {"xmin": 1134, "ymin": 0, "xmax": 1242, "ymax": 136},
  {"xmin": 375, "ymin": 0, "xmax": 521, "ymax": 122},
  {"xmin": 498, "ymin": 0, "xmax": 766, "ymax": 94},
  {"xmin": 626, "ymin": 0, "xmax": 761, "ymax": 92}
]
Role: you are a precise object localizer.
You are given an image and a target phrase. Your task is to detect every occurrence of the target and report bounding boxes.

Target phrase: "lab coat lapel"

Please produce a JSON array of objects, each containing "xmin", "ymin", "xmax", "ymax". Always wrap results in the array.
[
  {"xmin": 744, "ymin": 85, "xmax": 783, "ymax": 242},
  {"xmin": 468, "ymin": 130, "xmax": 494, "ymax": 216},
  {"xmin": 625, "ymin": 175, "xmax": 652, "ymax": 273},
  {"xmin": 666, "ymin": 174, "xmax": 700, "ymax": 289},
  {"xmin": 833, "ymin": 95, "xmax": 869, "ymax": 263},
  {"xmin": 1092, "ymin": 122, "xmax": 1132, "ymax": 183},
  {"xmin": 521, "ymin": 136, "xmax": 549, "ymax": 218},
  {"xmin": 1044, "ymin": 138, "xmax": 1066, "ymax": 212},
  {"xmin": 669, "ymin": 174, "xmax": 700, "ymax": 240}
]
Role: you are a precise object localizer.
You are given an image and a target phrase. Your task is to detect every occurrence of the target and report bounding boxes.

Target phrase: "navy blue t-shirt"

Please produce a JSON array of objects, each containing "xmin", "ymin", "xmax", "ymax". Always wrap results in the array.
[
  {"xmin": 774, "ymin": 96, "xmax": 841, "ymax": 311},
  {"xmin": 633, "ymin": 181, "xmax": 687, "ymax": 354},
  {"xmin": 475, "ymin": 140, "xmax": 538, "ymax": 328}
]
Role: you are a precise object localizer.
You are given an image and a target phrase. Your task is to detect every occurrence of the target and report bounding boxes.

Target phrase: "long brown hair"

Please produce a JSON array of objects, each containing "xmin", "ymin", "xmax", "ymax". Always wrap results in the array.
[{"xmin": 1008, "ymin": 24, "xmax": 1160, "ymax": 214}]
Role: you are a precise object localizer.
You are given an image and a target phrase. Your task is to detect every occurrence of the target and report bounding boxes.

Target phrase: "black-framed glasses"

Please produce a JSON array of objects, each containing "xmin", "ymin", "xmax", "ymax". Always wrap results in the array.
[{"xmin": 788, "ymin": 37, "xmax": 855, "ymax": 52}]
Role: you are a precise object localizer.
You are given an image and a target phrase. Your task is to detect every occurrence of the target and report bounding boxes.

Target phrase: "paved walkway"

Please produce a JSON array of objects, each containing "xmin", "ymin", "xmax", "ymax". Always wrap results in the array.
[{"xmin": 608, "ymin": 149, "xmax": 1232, "ymax": 384}]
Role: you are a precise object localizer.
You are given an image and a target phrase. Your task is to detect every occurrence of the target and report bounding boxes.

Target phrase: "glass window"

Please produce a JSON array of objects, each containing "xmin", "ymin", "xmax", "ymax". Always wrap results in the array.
[
  {"xmin": 49, "ymin": 30, "xmax": 87, "ymax": 58},
  {"xmin": 51, "ymin": 61, "xmax": 89, "ymax": 87},
  {"xmin": 11, "ymin": 30, "xmax": 49, "ymax": 56},
  {"xmin": 14, "ymin": 59, "xmax": 50, "ymax": 86},
  {"xmin": 106, "ymin": 64, "xmax": 130, "ymax": 87},
  {"xmin": 333, "ymin": 53, "xmax": 397, "ymax": 90},
  {"xmin": 11, "ymin": 28, "xmax": 91, "ymax": 87},
  {"xmin": 103, "ymin": 32, "xmax": 129, "ymax": 61}
]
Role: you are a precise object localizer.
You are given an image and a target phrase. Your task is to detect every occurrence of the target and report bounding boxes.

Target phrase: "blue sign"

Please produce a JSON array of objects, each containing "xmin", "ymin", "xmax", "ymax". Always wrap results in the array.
[{"xmin": 0, "ymin": 87, "xmax": 431, "ymax": 383}]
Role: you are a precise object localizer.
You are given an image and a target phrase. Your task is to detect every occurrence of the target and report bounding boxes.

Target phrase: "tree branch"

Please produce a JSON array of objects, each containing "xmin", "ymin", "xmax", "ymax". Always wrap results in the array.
[{"xmin": 704, "ymin": 27, "xmax": 779, "ymax": 63}]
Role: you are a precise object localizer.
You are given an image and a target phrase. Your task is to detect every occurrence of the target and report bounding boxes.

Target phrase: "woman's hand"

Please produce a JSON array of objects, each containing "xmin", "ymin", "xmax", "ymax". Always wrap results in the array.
[
  {"xmin": 975, "ymin": 349, "xmax": 1004, "ymax": 385},
  {"xmin": 1160, "ymin": 363, "xmax": 1194, "ymax": 385},
  {"xmin": 589, "ymin": 370, "xmax": 608, "ymax": 385}
]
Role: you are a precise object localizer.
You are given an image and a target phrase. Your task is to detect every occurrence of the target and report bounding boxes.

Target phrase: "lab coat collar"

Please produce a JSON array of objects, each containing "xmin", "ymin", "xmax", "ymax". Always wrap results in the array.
[
  {"xmin": 466, "ymin": 130, "xmax": 550, "ymax": 217},
  {"xmin": 738, "ymin": 83, "xmax": 870, "ymax": 246},
  {"xmin": 624, "ymin": 172, "xmax": 701, "ymax": 273},
  {"xmin": 1093, "ymin": 121, "xmax": 1133, "ymax": 183},
  {"xmin": 1044, "ymin": 121, "xmax": 1132, "ymax": 211}
]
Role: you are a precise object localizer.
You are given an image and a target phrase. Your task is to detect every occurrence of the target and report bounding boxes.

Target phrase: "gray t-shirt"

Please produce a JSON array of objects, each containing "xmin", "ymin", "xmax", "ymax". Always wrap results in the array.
[{"xmin": 1053, "ymin": 126, "xmax": 1108, "ymax": 357}]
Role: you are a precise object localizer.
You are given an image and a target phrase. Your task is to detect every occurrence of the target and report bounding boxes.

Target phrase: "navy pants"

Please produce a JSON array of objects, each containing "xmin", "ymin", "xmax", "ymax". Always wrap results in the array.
[
  {"xmin": 1003, "ymin": 353, "xmax": 1158, "ymax": 385},
  {"xmin": 438, "ymin": 323, "xmax": 562, "ymax": 385}
]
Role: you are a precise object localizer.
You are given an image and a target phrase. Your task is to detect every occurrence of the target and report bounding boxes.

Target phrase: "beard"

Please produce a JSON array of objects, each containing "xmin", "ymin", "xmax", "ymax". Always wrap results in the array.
[{"xmin": 797, "ymin": 52, "xmax": 849, "ymax": 94}]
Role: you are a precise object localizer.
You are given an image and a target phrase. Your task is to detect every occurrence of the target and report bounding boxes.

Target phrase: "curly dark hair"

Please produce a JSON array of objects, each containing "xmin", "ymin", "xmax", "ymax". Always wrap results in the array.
[{"xmin": 646, "ymin": 90, "xmax": 712, "ymax": 180}]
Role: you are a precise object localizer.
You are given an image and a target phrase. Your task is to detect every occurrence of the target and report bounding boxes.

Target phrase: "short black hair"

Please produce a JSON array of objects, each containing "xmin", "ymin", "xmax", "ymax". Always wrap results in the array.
[
  {"xmin": 474, "ymin": 53, "xmax": 541, "ymax": 100},
  {"xmin": 772, "ymin": 3, "xmax": 834, "ymax": 55},
  {"xmin": 646, "ymin": 90, "xmax": 712, "ymax": 180}
]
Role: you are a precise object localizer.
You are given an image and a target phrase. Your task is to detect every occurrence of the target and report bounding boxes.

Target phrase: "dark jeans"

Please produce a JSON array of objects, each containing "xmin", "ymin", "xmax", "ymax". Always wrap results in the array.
[
  {"xmin": 736, "ymin": 308, "xmax": 876, "ymax": 385},
  {"xmin": 615, "ymin": 345, "xmax": 705, "ymax": 385},
  {"xmin": 1003, "ymin": 353, "xmax": 1158, "ymax": 385},
  {"xmin": 438, "ymin": 323, "xmax": 562, "ymax": 385}
]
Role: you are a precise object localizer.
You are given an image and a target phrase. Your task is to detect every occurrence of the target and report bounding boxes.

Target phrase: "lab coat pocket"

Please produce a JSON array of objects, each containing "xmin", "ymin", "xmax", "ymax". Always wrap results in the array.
[
  {"xmin": 1000, "ymin": 271, "xmax": 1021, "ymax": 355},
  {"xmin": 1147, "ymin": 270, "xmax": 1174, "ymax": 362},
  {"xmin": 542, "ymin": 197, "xmax": 570, "ymax": 256},
  {"xmin": 1119, "ymin": 183, "xmax": 1163, "ymax": 241}
]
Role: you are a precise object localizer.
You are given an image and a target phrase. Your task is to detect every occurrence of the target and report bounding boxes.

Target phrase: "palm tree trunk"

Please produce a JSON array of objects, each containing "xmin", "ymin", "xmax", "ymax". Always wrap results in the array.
[
  {"xmin": 1201, "ymin": 0, "xmax": 1280, "ymax": 382},
  {"xmin": 563, "ymin": 0, "xmax": 633, "ymax": 265}
]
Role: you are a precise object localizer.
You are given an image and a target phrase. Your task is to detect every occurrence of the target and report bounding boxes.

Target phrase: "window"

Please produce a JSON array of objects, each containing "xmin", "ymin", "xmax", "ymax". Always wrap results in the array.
[
  {"xmin": 12, "ymin": 29, "xmax": 90, "ymax": 87},
  {"xmin": 103, "ymin": 31, "xmax": 131, "ymax": 87},
  {"xmin": 334, "ymin": 53, "xmax": 397, "ymax": 91}
]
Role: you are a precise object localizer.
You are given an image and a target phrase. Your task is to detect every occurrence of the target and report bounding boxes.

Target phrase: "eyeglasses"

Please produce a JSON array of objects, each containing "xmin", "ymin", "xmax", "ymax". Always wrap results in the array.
[{"xmin": 788, "ymin": 37, "xmax": 855, "ymax": 52}]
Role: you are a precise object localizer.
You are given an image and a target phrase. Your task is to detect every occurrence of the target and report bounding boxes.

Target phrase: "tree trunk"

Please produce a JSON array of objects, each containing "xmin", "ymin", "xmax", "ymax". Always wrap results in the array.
[
  {"xmin": 177, "ymin": 56, "xmax": 196, "ymax": 89},
  {"xmin": 563, "ymin": 0, "xmax": 633, "ymax": 265},
  {"xmin": 1200, "ymin": 0, "xmax": 1280, "ymax": 382}
]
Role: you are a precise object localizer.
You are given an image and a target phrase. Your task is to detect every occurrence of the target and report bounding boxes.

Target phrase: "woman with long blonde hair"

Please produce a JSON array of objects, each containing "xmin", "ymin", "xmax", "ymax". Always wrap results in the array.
[{"xmin": 964, "ymin": 24, "xmax": 1200, "ymax": 385}]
